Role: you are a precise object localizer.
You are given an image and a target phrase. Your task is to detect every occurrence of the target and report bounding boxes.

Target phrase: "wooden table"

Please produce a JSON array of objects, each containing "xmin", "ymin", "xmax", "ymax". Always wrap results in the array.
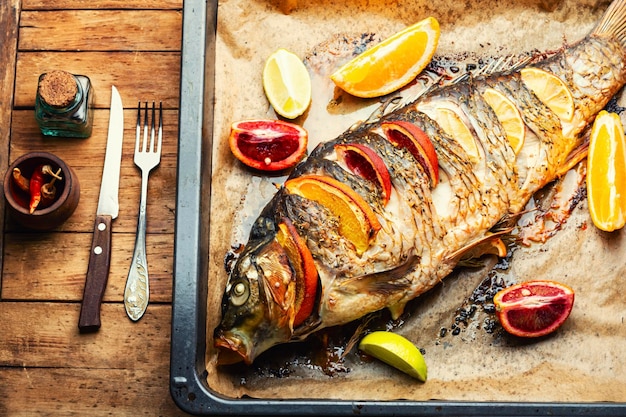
[{"xmin": 0, "ymin": 0, "xmax": 189, "ymax": 414}]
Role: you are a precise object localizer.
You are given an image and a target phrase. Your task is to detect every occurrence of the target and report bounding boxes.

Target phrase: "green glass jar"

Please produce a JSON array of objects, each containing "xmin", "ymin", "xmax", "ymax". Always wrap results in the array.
[{"xmin": 35, "ymin": 70, "xmax": 94, "ymax": 138}]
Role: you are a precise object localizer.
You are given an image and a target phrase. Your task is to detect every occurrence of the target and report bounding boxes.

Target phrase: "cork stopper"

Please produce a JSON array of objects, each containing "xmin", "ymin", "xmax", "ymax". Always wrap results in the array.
[{"xmin": 38, "ymin": 70, "xmax": 78, "ymax": 108}]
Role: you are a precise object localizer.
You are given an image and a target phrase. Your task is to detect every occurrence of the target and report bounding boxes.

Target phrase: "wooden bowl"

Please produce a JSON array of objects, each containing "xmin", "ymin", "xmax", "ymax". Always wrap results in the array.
[{"xmin": 3, "ymin": 152, "xmax": 80, "ymax": 230}]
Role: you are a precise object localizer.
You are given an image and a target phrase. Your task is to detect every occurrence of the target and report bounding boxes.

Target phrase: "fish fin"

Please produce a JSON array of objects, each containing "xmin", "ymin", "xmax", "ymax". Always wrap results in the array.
[
  {"xmin": 593, "ymin": 0, "xmax": 626, "ymax": 46},
  {"xmin": 475, "ymin": 55, "xmax": 533, "ymax": 77},
  {"xmin": 383, "ymin": 53, "xmax": 538, "ymax": 114},
  {"xmin": 291, "ymin": 316, "xmax": 322, "ymax": 339},
  {"xmin": 357, "ymin": 95, "xmax": 408, "ymax": 128},
  {"xmin": 338, "ymin": 253, "xmax": 419, "ymax": 295},
  {"xmin": 446, "ymin": 229, "xmax": 511, "ymax": 267}
]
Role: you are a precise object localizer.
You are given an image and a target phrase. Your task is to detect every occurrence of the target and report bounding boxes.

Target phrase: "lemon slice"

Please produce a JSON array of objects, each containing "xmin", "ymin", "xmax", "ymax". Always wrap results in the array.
[
  {"xmin": 433, "ymin": 107, "xmax": 480, "ymax": 162},
  {"xmin": 520, "ymin": 67, "xmax": 575, "ymax": 122},
  {"xmin": 358, "ymin": 331, "xmax": 427, "ymax": 381},
  {"xmin": 330, "ymin": 17, "xmax": 440, "ymax": 98},
  {"xmin": 482, "ymin": 88, "xmax": 525, "ymax": 155},
  {"xmin": 587, "ymin": 110, "xmax": 626, "ymax": 232},
  {"xmin": 263, "ymin": 48, "xmax": 312, "ymax": 119}
]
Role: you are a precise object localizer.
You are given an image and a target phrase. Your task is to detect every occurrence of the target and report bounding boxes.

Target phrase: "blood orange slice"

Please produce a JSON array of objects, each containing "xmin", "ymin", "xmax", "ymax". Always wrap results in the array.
[
  {"xmin": 381, "ymin": 120, "xmax": 439, "ymax": 186},
  {"xmin": 493, "ymin": 280, "xmax": 575, "ymax": 338},
  {"xmin": 229, "ymin": 119, "xmax": 308, "ymax": 171},
  {"xmin": 335, "ymin": 143, "xmax": 393, "ymax": 205}
]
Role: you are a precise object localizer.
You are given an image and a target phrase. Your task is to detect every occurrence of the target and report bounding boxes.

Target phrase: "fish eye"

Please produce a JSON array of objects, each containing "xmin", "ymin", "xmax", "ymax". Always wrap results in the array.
[{"xmin": 230, "ymin": 281, "xmax": 249, "ymax": 306}]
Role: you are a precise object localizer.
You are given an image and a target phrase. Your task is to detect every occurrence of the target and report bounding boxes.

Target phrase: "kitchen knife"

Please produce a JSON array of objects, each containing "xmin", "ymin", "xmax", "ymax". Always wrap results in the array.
[{"xmin": 78, "ymin": 85, "xmax": 124, "ymax": 333}]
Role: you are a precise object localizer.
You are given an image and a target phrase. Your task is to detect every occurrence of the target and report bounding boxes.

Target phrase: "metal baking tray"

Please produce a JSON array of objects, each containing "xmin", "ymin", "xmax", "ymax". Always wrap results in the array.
[{"xmin": 169, "ymin": 0, "xmax": 626, "ymax": 414}]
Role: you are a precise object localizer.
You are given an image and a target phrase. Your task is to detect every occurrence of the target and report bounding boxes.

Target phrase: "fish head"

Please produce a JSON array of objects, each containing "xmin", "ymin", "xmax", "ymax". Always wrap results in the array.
[{"xmin": 214, "ymin": 235, "xmax": 297, "ymax": 364}]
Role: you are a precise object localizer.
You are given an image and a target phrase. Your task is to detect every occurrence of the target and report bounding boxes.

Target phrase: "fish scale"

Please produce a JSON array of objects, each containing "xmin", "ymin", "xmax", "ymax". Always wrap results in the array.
[{"xmin": 215, "ymin": 0, "xmax": 626, "ymax": 364}]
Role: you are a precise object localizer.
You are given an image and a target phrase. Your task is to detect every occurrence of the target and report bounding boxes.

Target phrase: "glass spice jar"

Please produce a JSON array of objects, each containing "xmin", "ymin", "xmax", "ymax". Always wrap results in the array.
[{"xmin": 35, "ymin": 70, "xmax": 94, "ymax": 138}]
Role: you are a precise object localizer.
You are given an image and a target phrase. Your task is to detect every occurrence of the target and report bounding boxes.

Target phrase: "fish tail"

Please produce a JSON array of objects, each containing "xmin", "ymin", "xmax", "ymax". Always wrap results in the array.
[{"xmin": 593, "ymin": 0, "xmax": 626, "ymax": 46}]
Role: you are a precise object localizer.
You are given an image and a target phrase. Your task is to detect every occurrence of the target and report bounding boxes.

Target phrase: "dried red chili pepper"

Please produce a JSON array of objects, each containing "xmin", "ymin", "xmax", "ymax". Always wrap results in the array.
[
  {"xmin": 28, "ymin": 165, "xmax": 62, "ymax": 213},
  {"xmin": 29, "ymin": 165, "xmax": 46, "ymax": 213},
  {"xmin": 12, "ymin": 168, "xmax": 30, "ymax": 192}
]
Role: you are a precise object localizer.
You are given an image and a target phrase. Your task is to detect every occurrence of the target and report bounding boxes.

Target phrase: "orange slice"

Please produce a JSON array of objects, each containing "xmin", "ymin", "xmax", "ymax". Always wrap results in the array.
[
  {"xmin": 276, "ymin": 217, "xmax": 318, "ymax": 327},
  {"xmin": 262, "ymin": 48, "xmax": 312, "ymax": 119},
  {"xmin": 494, "ymin": 280, "xmax": 574, "ymax": 338},
  {"xmin": 482, "ymin": 88, "xmax": 525, "ymax": 154},
  {"xmin": 432, "ymin": 107, "xmax": 480, "ymax": 162},
  {"xmin": 229, "ymin": 119, "xmax": 308, "ymax": 171},
  {"xmin": 335, "ymin": 143, "xmax": 393, "ymax": 205},
  {"xmin": 381, "ymin": 120, "xmax": 439, "ymax": 187},
  {"xmin": 587, "ymin": 110, "xmax": 626, "ymax": 232},
  {"xmin": 330, "ymin": 17, "xmax": 440, "ymax": 98},
  {"xmin": 285, "ymin": 174, "xmax": 381, "ymax": 255},
  {"xmin": 520, "ymin": 67, "xmax": 575, "ymax": 122}
]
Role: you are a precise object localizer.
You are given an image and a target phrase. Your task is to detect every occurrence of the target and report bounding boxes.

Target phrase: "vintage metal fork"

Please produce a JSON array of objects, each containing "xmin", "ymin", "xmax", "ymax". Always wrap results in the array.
[{"xmin": 124, "ymin": 101, "xmax": 163, "ymax": 321}]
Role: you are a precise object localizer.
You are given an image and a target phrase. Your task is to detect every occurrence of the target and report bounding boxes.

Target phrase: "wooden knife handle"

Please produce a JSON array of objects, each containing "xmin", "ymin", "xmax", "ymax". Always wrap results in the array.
[{"xmin": 78, "ymin": 214, "xmax": 113, "ymax": 333}]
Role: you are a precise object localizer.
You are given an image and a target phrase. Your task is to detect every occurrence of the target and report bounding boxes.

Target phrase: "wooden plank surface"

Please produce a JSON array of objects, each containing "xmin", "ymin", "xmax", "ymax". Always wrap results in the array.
[
  {"xmin": 22, "ymin": 0, "xmax": 182, "ymax": 10},
  {"xmin": 0, "ymin": 0, "xmax": 21, "ymax": 293},
  {"xmin": 2, "ymin": 232, "xmax": 174, "ymax": 302},
  {"xmin": 0, "ymin": 303, "xmax": 180, "ymax": 416},
  {"xmin": 18, "ymin": 11, "xmax": 182, "ymax": 51},
  {"xmin": 0, "ymin": 0, "xmax": 188, "ymax": 415}
]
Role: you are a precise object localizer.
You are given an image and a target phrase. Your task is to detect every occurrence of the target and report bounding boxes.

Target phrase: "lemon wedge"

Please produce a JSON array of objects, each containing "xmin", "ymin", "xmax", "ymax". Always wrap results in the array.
[
  {"xmin": 263, "ymin": 48, "xmax": 312, "ymax": 119},
  {"xmin": 359, "ymin": 331, "xmax": 427, "ymax": 381}
]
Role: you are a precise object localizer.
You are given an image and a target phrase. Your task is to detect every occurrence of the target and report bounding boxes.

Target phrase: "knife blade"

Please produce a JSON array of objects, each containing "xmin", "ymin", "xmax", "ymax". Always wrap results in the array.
[{"xmin": 78, "ymin": 85, "xmax": 124, "ymax": 333}]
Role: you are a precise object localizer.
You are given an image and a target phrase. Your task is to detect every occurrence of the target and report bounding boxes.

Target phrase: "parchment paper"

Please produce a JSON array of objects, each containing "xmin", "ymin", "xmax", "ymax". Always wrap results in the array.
[{"xmin": 206, "ymin": 0, "xmax": 626, "ymax": 402}]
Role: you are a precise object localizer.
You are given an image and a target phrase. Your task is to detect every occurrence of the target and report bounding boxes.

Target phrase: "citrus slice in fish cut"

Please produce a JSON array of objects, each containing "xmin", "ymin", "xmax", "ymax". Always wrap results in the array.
[
  {"xmin": 285, "ymin": 174, "xmax": 381, "ymax": 255},
  {"xmin": 482, "ymin": 88, "xmax": 525, "ymax": 154},
  {"xmin": 229, "ymin": 119, "xmax": 308, "ymax": 171},
  {"xmin": 381, "ymin": 120, "xmax": 439, "ymax": 187},
  {"xmin": 330, "ymin": 17, "xmax": 440, "ymax": 98},
  {"xmin": 587, "ymin": 110, "xmax": 626, "ymax": 232},
  {"xmin": 493, "ymin": 280, "xmax": 574, "ymax": 338},
  {"xmin": 262, "ymin": 48, "xmax": 312, "ymax": 119},
  {"xmin": 276, "ymin": 217, "xmax": 318, "ymax": 327},
  {"xmin": 433, "ymin": 107, "xmax": 480, "ymax": 162},
  {"xmin": 335, "ymin": 143, "xmax": 393, "ymax": 205},
  {"xmin": 520, "ymin": 67, "xmax": 575, "ymax": 122},
  {"xmin": 359, "ymin": 331, "xmax": 427, "ymax": 381}
]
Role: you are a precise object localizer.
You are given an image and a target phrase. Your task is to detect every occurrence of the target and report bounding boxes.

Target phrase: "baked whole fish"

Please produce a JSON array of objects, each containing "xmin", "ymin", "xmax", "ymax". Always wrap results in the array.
[{"xmin": 215, "ymin": 0, "xmax": 626, "ymax": 364}]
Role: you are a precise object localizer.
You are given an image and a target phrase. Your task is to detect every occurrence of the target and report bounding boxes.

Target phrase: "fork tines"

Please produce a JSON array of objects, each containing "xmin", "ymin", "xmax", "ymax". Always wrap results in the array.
[{"xmin": 136, "ymin": 101, "xmax": 163, "ymax": 156}]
